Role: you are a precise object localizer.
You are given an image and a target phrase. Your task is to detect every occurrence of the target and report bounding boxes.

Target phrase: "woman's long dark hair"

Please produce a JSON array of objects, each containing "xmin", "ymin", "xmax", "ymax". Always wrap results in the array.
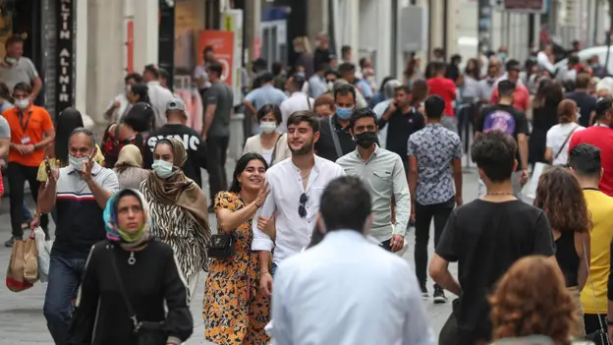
[
  {"xmin": 129, "ymin": 83, "xmax": 151, "ymax": 104},
  {"xmin": 229, "ymin": 153, "xmax": 269, "ymax": 193},
  {"xmin": 55, "ymin": 107, "xmax": 85, "ymax": 163}
]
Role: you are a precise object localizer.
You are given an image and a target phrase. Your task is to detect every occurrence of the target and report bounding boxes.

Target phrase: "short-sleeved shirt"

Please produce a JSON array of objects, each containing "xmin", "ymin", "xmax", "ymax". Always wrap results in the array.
[
  {"xmin": 0, "ymin": 115, "xmax": 10, "ymax": 139},
  {"xmin": 408, "ymin": 123, "xmax": 462, "ymax": 205},
  {"xmin": 435, "ymin": 200, "xmax": 555, "ymax": 344},
  {"xmin": 490, "ymin": 84, "xmax": 531, "ymax": 112},
  {"xmin": 244, "ymin": 84, "xmax": 288, "ymax": 113},
  {"xmin": 568, "ymin": 126, "xmax": 613, "ymax": 196},
  {"xmin": 0, "ymin": 57, "xmax": 39, "ymax": 92},
  {"xmin": 4, "ymin": 105, "xmax": 54, "ymax": 167},
  {"xmin": 566, "ymin": 91, "xmax": 597, "ymax": 127},
  {"xmin": 427, "ymin": 77, "xmax": 457, "ymax": 116},
  {"xmin": 476, "ymin": 104, "xmax": 529, "ymax": 171},
  {"xmin": 206, "ymin": 81, "xmax": 234, "ymax": 137},
  {"xmin": 53, "ymin": 163, "xmax": 120, "ymax": 257}
]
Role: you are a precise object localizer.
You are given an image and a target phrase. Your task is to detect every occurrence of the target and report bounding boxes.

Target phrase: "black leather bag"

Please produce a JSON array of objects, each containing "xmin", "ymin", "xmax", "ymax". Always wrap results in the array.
[
  {"xmin": 207, "ymin": 234, "xmax": 235, "ymax": 258},
  {"xmin": 107, "ymin": 244, "xmax": 168, "ymax": 345}
]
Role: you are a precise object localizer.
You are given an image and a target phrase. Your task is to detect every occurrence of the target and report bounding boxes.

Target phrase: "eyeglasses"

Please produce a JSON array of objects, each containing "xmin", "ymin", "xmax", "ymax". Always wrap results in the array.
[{"xmin": 298, "ymin": 193, "xmax": 308, "ymax": 218}]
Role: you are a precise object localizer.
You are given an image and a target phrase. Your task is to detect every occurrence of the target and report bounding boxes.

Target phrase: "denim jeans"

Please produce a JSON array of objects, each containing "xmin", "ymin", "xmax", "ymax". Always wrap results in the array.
[
  {"xmin": 44, "ymin": 254, "xmax": 87, "ymax": 345},
  {"xmin": 22, "ymin": 202, "xmax": 32, "ymax": 221}
]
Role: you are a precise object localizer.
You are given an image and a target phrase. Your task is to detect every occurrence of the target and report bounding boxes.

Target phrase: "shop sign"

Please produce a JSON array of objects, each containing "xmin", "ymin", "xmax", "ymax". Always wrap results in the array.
[
  {"xmin": 198, "ymin": 31, "xmax": 234, "ymax": 88},
  {"xmin": 56, "ymin": 0, "xmax": 74, "ymax": 115}
]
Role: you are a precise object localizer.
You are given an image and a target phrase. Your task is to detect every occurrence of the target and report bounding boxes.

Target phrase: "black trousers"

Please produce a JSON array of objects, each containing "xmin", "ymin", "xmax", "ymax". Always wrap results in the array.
[
  {"xmin": 206, "ymin": 136, "xmax": 229, "ymax": 203},
  {"xmin": 8, "ymin": 162, "xmax": 48, "ymax": 237},
  {"xmin": 585, "ymin": 314, "xmax": 610, "ymax": 345},
  {"xmin": 414, "ymin": 198, "xmax": 454, "ymax": 288}
]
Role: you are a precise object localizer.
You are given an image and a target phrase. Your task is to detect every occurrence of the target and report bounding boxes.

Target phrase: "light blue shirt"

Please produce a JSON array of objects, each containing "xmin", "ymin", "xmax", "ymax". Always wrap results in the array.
[
  {"xmin": 245, "ymin": 84, "xmax": 288, "ymax": 133},
  {"xmin": 356, "ymin": 79, "xmax": 374, "ymax": 99},
  {"xmin": 272, "ymin": 230, "xmax": 435, "ymax": 345},
  {"xmin": 308, "ymin": 74, "xmax": 327, "ymax": 98}
]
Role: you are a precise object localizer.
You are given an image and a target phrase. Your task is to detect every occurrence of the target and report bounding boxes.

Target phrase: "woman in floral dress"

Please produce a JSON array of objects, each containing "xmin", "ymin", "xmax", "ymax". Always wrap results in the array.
[{"xmin": 204, "ymin": 152, "xmax": 273, "ymax": 345}]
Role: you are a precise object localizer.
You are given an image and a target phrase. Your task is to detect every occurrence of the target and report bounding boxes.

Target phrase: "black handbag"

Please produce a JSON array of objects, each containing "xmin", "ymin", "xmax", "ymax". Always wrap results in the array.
[
  {"xmin": 207, "ymin": 234, "xmax": 235, "ymax": 258},
  {"xmin": 107, "ymin": 244, "xmax": 168, "ymax": 345}
]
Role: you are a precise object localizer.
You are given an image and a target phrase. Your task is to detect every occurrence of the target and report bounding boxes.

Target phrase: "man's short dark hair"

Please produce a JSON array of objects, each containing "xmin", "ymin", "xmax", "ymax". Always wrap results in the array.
[
  {"xmin": 471, "ymin": 131, "xmax": 517, "ymax": 182},
  {"xmin": 13, "ymin": 82, "xmax": 32, "ymax": 94},
  {"xmin": 124, "ymin": 72, "xmax": 143, "ymax": 84},
  {"xmin": 432, "ymin": 61, "xmax": 446, "ymax": 73},
  {"xmin": 498, "ymin": 80, "xmax": 516, "ymax": 98},
  {"xmin": 394, "ymin": 85, "xmax": 411, "ymax": 94},
  {"xmin": 291, "ymin": 73, "xmax": 306, "ymax": 91},
  {"xmin": 143, "ymin": 64, "xmax": 159, "ymax": 79},
  {"xmin": 325, "ymin": 69, "xmax": 340, "ymax": 79},
  {"xmin": 5, "ymin": 36, "xmax": 23, "ymax": 49},
  {"xmin": 424, "ymin": 95, "xmax": 445, "ymax": 119},
  {"xmin": 208, "ymin": 60, "xmax": 223, "ymax": 77},
  {"xmin": 569, "ymin": 144, "xmax": 602, "ymax": 179},
  {"xmin": 338, "ymin": 63, "xmax": 356, "ymax": 74},
  {"xmin": 349, "ymin": 108, "xmax": 377, "ymax": 129},
  {"xmin": 70, "ymin": 127, "xmax": 96, "ymax": 147},
  {"xmin": 320, "ymin": 176, "xmax": 372, "ymax": 232},
  {"xmin": 158, "ymin": 68, "xmax": 169, "ymax": 81},
  {"xmin": 505, "ymin": 59, "xmax": 521, "ymax": 72},
  {"xmin": 576, "ymin": 73, "xmax": 590, "ymax": 89},
  {"xmin": 594, "ymin": 97, "xmax": 613, "ymax": 121},
  {"xmin": 287, "ymin": 110, "xmax": 320, "ymax": 133},
  {"xmin": 333, "ymin": 83, "xmax": 356, "ymax": 101},
  {"xmin": 341, "ymin": 45, "xmax": 351, "ymax": 57},
  {"xmin": 569, "ymin": 55, "xmax": 580, "ymax": 65}
]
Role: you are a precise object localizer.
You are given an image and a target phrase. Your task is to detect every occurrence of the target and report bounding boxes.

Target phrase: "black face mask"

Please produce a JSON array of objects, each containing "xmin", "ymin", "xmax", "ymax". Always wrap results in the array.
[{"xmin": 354, "ymin": 131, "xmax": 378, "ymax": 148}]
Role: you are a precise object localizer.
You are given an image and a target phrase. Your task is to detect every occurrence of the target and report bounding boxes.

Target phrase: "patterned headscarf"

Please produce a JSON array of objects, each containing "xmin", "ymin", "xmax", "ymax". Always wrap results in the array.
[{"xmin": 104, "ymin": 188, "xmax": 151, "ymax": 249}]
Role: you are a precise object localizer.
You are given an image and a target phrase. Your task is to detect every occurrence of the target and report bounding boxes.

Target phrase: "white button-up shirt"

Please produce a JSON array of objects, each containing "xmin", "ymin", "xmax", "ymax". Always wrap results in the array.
[
  {"xmin": 147, "ymin": 81, "xmax": 175, "ymax": 129},
  {"xmin": 252, "ymin": 155, "xmax": 345, "ymax": 265},
  {"xmin": 272, "ymin": 230, "xmax": 435, "ymax": 345},
  {"xmin": 279, "ymin": 92, "xmax": 315, "ymax": 132}
]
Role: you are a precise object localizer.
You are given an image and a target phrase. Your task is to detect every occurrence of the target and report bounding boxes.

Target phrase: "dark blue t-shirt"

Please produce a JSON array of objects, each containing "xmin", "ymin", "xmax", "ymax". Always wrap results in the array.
[{"xmin": 566, "ymin": 91, "xmax": 596, "ymax": 127}]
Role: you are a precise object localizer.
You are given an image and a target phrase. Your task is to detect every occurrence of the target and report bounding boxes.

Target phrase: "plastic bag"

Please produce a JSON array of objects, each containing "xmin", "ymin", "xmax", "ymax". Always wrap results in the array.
[{"xmin": 33, "ymin": 227, "xmax": 52, "ymax": 283}]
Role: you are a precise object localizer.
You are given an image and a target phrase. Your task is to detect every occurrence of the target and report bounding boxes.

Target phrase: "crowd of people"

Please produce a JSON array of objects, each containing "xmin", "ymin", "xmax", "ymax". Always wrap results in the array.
[{"xmin": 2, "ymin": 29, "xmax": 613, "ymax": 345}]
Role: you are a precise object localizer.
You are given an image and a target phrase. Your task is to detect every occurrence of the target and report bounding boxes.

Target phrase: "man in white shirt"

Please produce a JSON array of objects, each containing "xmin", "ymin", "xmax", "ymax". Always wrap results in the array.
[
  {"xmin": 143, "ymin": 64, "xmax": 174, "ymax": 129},
  {"xmin": 279, "ymin": 74, "xmax": 315, "ymax": 132},
  {"xmin": 253, "ymin": 110, "xmax": 345, "ymax": 295},
  {"xmin": 272, "ymin": 176, "xmax": 435, "ymax": 345}
]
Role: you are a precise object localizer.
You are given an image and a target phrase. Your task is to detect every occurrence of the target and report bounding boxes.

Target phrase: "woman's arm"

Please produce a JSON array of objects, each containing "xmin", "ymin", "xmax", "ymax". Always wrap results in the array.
[
  {"xmin": 216, "ymin": 187, "xmax": 268, "ymax": 234},
  {"xmin": 163, "ymin": 252, "xmax": 194, "ymax": 344},
  {"xmin": 576, "ymin": 230, "xmax": 591, "ymax": 292},
  {"xmin": 68, "ymin": 246, "xmax": 100, "ymax": 344}
]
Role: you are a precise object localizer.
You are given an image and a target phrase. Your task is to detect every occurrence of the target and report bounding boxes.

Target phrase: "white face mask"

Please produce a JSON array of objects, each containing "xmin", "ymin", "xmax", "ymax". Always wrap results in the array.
[
  {"xmin": 69, "ymin": 155, "xmax": 88, "ymax": 171},
  {"xmin": 5, "ymin": 57, "xmax": 17, "ymax": 65},
  {"xmin": 260, "ymin": 122, "xmax": 277, "ymax": 134},
  {"xmin": 15, "ymin": 99, "xmax": 29, "ymax": 110}
]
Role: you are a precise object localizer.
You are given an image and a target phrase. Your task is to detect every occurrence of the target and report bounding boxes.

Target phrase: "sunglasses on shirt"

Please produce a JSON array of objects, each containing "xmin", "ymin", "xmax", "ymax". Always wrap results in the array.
[{"xmin": 298, "ymin": 193, "xmax": 308, "ymax": 218}]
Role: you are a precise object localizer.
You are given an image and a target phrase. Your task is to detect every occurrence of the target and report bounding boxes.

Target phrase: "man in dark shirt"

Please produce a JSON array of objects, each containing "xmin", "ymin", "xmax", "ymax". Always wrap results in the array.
[
  {"xmin": 475, "ymin": 80, "xmax": 530, "ymax": 197},
  {"xmin": 144, "ymin": 98, "xmax": 207, "ymax": 187},
  {"xmin": 315, "ymin": 83, "xmax": 358, "ymax": 162},
  {"xmin": 566, "ymin": 73, "xmax": 597, "ymax": 127},
  {"xmin": 313, "ymin": 32, "xmax": 334, "ymax": 71},
  {"xmin": 430, "ymin": 131, "xmax": 556, "ymax": 345},
  {"xmin": 379, "ymin": 85, "xmax": 426, "ymax": 171}
]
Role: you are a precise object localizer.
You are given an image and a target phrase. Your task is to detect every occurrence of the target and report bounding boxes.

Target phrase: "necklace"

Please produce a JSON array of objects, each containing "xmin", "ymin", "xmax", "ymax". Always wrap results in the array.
[
  {"xmin": 486, "ymin": 191, "xmax": 514, "ymax": 196},
  {"xmin": 128, "ymin": 251, "xmax": 136, "ymax": 265},
  {"xmin": 301, "ymin": 170, "xmax": 311, "ymax": 180}
]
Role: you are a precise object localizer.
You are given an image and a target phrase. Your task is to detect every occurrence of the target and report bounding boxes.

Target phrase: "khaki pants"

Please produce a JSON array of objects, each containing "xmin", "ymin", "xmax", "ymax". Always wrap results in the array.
[{"xmin": 568, "ymin": 286, "xmax": 586, "ymax": 338}]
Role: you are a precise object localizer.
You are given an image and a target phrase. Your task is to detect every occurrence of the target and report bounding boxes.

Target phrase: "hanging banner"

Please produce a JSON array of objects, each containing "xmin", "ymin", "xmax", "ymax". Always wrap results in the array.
[
  {"xmin": 198, "ymin": 30, "xmax": 234, "ymax": 88},
  {"xmin": 501, "ymin": 0, "xmax": 547, "ymax": 13},
  {"xmin": 55, "ymin": 0, "xmax": 75, "ymax": 115}
]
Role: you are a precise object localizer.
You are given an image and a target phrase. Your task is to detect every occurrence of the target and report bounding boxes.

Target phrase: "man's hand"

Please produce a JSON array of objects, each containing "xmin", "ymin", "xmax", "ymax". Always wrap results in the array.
[
  {"xmin": 260, "ymin": 271, "xmax": 273, "ymax": 297},
  {"xmin": 520, "ymin": 168, "xmax": 529, "ymax": 186},
  {"xmin": 79, "ymin": 155, "xmax": 94, "ymax": 182},
  {"xmin": 22, "ymin": 145, "xmax": 35, "ymax": 155},
  {"xmin": 112, "ymin": 100, "xmax": 121, "ymax": 109},
  {"xmin": 390, "ymin": 234, "xmax": 404, "ymax": 253},
  {"xmin": 201, "ymin": 133, "xmax": 207, "ymax": 142},
  {"xmin": 257, "ymin": 215, "xmax": 276, "ymax": 240},
  {"xmin": 455, "ymin": 195, "xmax": 463, "ymax": 207},
  {"xmin": 30, "ymin": 213, "xmax": 40, "ymax": 230}
]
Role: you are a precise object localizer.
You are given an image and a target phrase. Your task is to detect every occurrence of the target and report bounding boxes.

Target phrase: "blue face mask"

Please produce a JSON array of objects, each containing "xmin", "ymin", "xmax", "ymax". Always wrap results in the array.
[
  {"xmin": 336, "ymin": 107, "xmax": 353, "ymax": 120},
  {"xmin": 152, "ymin": 160, "xmax": 175, "ymax": 178}
]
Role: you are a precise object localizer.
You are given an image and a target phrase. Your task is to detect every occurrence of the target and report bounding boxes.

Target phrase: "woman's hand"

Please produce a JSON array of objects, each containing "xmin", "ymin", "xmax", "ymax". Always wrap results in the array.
[
  {"xmin": 257, "ymin": 216, "xmax": 276, "ymax": 240},
  {"xmin": 255, "ymin": 181, "xmax": 269, "ymax": 208}
]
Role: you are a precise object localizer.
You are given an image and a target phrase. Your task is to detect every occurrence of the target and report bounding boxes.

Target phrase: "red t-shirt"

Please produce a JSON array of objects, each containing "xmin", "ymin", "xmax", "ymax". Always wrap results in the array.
[
  {"xmin": 568, "ymin": 126, "xmax": 613, "ymax": 196},
  {"xmin": 427, "ymin": 77, "xmax": 456, "ymax": 116},
  {"xmin": 490, "ymin": 84, "xmax": 530, "ymax": 112}
]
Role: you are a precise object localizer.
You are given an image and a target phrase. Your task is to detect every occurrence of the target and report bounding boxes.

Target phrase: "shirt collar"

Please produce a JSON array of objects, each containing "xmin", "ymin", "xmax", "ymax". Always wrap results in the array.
[
  {"xmin": 67, "ymin": 162, "xmax": 103, "ymax": 176},
  {"xmin": 322, "ymin": 229, "xmax": 368, "ymax": 244},
  {"xmin": 147, "ymin": 81, "xmax": 161, "ymax": 86},
  {"xmin": 426, "ymin": 122, "xmax": 443, "ymax": 128},
  {"xmin": 291, "ymin": 155, "xmax": 323, "ymax": 174},
  {"xmin": 290, "ymin": 91, "xmax": 305, "ymax": 98},
  {"xmin": 353, "ymin": 144, "xmax": 380, "ymax": 159},
  {"xmin": 593, "ymin": 123, "xmax": 611, "ymax": 128}
]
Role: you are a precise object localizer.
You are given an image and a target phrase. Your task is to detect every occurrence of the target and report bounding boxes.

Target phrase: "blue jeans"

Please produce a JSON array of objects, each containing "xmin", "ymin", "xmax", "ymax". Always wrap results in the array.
[
  {"xmin": 44, "ymin": 254, "xmax": 87, "ymax": 345},
  {"xmin": 272, "ymin": 262, "xmax": 278, "ymax": 277},
  {"xmin": 22, "ymin": 202, "xmax": 32, "ymax": 221}
]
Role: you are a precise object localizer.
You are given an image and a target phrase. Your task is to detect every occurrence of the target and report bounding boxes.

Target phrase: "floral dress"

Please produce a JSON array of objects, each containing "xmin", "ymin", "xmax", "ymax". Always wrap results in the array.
[{"xmin": 203, "ymin": 192, "xmax": 270, "ymax": 345}]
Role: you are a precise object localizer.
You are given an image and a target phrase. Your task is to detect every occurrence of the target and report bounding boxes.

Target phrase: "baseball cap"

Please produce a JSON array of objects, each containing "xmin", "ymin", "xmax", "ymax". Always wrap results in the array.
[{"xmin": 166, "ymin": 98, "xmax": 186, "ymax": 115}]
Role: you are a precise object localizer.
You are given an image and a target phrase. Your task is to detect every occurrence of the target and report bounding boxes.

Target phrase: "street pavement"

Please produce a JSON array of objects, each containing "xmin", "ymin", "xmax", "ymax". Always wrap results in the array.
[{"xmin": 0, "ymin": 163, "xmax": 485, "ymax": 344}]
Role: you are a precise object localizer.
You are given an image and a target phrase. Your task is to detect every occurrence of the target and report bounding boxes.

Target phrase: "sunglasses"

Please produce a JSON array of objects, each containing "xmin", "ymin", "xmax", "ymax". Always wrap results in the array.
[{"xmin": 298, "ymin": 193, "xmax": 308, "ymax": 218}]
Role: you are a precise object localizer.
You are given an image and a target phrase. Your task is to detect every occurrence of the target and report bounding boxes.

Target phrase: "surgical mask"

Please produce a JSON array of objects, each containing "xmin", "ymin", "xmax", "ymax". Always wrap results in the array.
[
  {"xmin": 336, "ymin": 107, "xmax": 353, "ymax": 120},
  {"xmin": 5, "ymin": 57, "xmax": 17, "ymax": 65},
  {"xmin": 152, "ymin": 159, "xmax": 175, "ymax": 178},
  {"xmin": 69, "ymin": 155, "xmax": 88, "ymax": 171},
  {"xmin": 15, "ymin": 99, "xmax": 29, "ymax": 110},
  {"xmin": 260, "ymin": 122, "xmax": 277, "ymax": 134},
  {"xmin": 327, "ymin": 81, "xmax": 334, "ymax": 91},
  {"xmin": 354, "ymin": 131, "xmax": 377, "ymax": 148},
  {"xmin": 498, "ymin": 53, "xmax": 507, "ymax": 61}
]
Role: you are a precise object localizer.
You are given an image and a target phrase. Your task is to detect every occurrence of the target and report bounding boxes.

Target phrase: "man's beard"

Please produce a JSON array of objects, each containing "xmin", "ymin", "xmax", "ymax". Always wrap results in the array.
[{"xmin": 290, "ymin": 140, "xmax": 314, "ymax": 156}]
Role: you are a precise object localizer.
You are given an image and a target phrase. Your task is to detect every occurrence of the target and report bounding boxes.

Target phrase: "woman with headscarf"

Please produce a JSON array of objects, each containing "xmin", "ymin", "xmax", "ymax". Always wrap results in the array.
[
  {"xmin": 141, "ymin": 138, "xmax": 210, "ymax": 300},
  {"xmin": 68, "ymin": 188, "xmax": 193, "ymax": 345},
  {"xmin": 114, "ymin": 144, "xmax": 149, "ymax": 190}
]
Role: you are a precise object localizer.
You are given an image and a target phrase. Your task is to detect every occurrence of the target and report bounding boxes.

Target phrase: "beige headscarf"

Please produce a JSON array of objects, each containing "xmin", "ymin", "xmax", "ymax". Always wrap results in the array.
[
  {"xmin": 115, "ymin": 144, "xmax": 143, "ymax": 171},
  {"xmin": 143, "ymin": 138, "xmax": 210, "ymax": 233}
]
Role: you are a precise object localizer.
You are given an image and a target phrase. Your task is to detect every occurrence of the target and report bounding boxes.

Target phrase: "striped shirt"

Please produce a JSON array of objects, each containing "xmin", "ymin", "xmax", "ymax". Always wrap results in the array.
[
  {"xmin": 53, "ymin": 163, "xmax": 119, "ymax": 256},
  {"xmin": 336, "ymin": 146, "xmax": 411, "ymax": 242}
]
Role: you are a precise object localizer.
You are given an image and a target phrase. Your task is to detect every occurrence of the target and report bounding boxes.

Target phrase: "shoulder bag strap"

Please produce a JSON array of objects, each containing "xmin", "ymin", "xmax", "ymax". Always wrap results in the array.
[
  {"xmin": 328, "ymin": 116, "xmax": 343, "ymax": 159},
  {"xmin": 582, "ymin": 238, "xmax": 609, "ymax": 344},
  {"xmin": 306, "ymin": 95, "xmax": 312, "ymax": 110},
  {"xmin": 107, "ymin": 243, "xmax": 141, "ymax": 332},
  {"xmin": 269, "ymin": 133, "xmax": 284, "ymax": 165},
  {"xmin": 554, "ymin": 125, "xmax": 579, "ymax": 160}
]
